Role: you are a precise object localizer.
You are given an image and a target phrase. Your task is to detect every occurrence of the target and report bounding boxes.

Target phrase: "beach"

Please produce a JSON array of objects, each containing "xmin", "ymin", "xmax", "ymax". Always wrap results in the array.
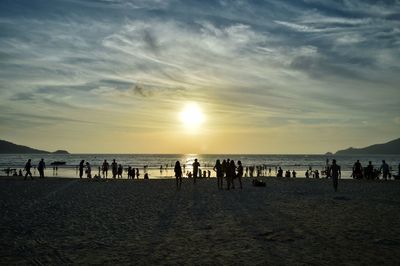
[{"xmin": 1, "ymin": 177, "xmax": 400, "ymax": 265}]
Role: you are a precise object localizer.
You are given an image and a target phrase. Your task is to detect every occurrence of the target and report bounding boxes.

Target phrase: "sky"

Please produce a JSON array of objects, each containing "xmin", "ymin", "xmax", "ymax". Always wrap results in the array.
[{"xmin": 0, "ymin": 0, "xmax": 399, "ymax": 154}]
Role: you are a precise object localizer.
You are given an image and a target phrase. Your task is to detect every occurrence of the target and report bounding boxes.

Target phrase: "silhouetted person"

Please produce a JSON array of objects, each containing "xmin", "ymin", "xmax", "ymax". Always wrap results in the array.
[
  {"xmin": 366, "ymin": 161, "xmax": 374, "ymax": 179},
  {"xmin": 314, "ymin": 170, "xmax": 319, "ymax": 179},
  {"xmin": 380, "ymin": 160, "xmax": 390, "ymax": 180},
  {"xmin": 352, "ymin": 160, "xmax": 363, "ymax": 179},
  {"xmin": 117, "ymin": 164, "xmax": 123, "ymax": 178},
  {"xmin": 236, "ymin": 160, "xmax": 243, "ymax": 189},
  {"xmin": 86, "ymin": 162, "xmax": 92, "ymax": 178},
  {"xmin": 277, "ymin": 167, "xmax": 283, "ymax": 177},
  {"xmin": 214, "ymin": 160, "xmax": 223, "ymax": 189},
  {"xmin": 285, "ymin": 170, "xmax": 290, "ymax": 178},
  {"xmin": 18, "ymin": 169, "xmax": 23, "ymax": 176},
  {"xmin": 305, "ymin": 170, "xmax": 309, "ymax": 178},
  {"xmin": 79, "ymin": 160, "xmax": 85, "ymax": 179},
  {"xmin": 192, "ymin": 158, "xmax": 200, "ymax": 184},
  {"xmin": 24, "ymin": 159, "xmax": 33, "ymax": 180},
  {"xmin": 227, "ymin": 160, "xmax": 236, "ymax": 190},
  {"xmin": 38, "ymin": 158, "xmax": 46, "ymax": 178},
  {"xmin": 329, "ymin": 159, "xmax": 341, "ymax": 192},
  {"xmin": 136, "ymin": 168, "xmax": 140, "ymax": 179},
  {"xmin": 102, "ymin": 160, "xmax": 109, "ymax": 178},
  {"xmin": 292, "ymin": 170, "xmax": 296, "ymax": 178},
  {"xmin": 174, "ymin": 161, "xmax": 183, "ymax": 190},
  {"xmin": 111, "ymin": 159, "xmax": 118, "ymax": 179}
]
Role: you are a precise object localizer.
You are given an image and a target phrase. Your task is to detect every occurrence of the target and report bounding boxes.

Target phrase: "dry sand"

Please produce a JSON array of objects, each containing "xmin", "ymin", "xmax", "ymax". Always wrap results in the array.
[{"xmin": 1, "ymin": 177, "xmax": 400, "ymax": 265}]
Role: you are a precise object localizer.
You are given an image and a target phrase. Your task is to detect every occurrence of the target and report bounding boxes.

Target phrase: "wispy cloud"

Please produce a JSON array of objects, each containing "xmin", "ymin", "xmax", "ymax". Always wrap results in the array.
[{"xmin": 0, "ymin": 0, "xmax": 399, "ymax": 152}]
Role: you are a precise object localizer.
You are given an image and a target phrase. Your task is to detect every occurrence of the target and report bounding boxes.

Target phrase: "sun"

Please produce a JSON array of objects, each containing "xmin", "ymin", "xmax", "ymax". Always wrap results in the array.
[{"xmin": 180, "ymin": 103, "xmax": 205, "ymax": 130}]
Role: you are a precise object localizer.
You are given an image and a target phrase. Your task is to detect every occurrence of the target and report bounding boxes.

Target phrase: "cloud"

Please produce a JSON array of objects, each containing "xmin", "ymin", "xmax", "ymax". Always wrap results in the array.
[{"xmin": 0, "ymin": 0, "xmax": 399, "ymax": 151}]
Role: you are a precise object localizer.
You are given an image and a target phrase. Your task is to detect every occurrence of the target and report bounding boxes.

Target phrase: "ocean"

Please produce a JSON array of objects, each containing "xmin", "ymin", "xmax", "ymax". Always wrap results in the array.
[{"xmin": 1, "ymin": 154, "xmax": 399, "ymax": 179}]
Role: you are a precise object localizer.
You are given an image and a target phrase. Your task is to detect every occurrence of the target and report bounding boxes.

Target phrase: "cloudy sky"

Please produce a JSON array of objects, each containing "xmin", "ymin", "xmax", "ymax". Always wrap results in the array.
[{"xmin": 0, "ymin": 0, "xmax": 399, "ymax": 154}]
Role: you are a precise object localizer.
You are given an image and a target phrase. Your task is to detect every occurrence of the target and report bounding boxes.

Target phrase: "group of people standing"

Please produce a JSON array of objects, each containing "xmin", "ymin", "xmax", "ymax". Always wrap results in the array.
[
  {"xmin": 77, "ymin": 159, "xmax": 143, "ymax": 179},
  {"xmin": 351, "ymin": 160, "xmax": 396, "ymax": 180},
  {"xmin": 173, "ymin": 158, "xmax": 243, "ymax": 190}
]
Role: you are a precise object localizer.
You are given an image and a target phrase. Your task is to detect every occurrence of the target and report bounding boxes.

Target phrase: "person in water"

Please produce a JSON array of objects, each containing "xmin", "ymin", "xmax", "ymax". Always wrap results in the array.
[
  {"xmin": 380, "ymin": 160, "xmax": 390, "ymax": 180},
  {"xmin": 213, "ymin": 159, "xmax": 223, "ymax": 190},
  {"xmin": 24, "ymin": 159, "xmax": 33, "ymax": 180},
  {"xmin": 38, "ymin": 158, "xmax": 46, "ymax": 178},
  {"xmin": 174, "ymin": 161, "xmax": 183, "ymax": 190},
  {"xmin": 352, "ymin": 160, "xmax": 363, "ymax": 179},
  {"xmin": 192, "ymin": 158, "xmax": 200, "ymax": 184},
  {"xmin": 329, "ymin": 159, "xmax": 341, "ymax": 192}
]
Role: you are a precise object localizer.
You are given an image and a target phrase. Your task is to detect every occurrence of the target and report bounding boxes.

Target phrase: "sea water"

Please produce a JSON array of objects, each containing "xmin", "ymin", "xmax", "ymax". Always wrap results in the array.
[{"xmin": 0, "ymin": 154, "xmax": 399, "ymax": 179}]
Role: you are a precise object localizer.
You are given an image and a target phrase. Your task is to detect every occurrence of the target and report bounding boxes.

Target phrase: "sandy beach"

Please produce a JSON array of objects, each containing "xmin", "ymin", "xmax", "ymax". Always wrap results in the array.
[{"xmin": 1, "ymin": 177, "xmax": 400, "ymax": 265}]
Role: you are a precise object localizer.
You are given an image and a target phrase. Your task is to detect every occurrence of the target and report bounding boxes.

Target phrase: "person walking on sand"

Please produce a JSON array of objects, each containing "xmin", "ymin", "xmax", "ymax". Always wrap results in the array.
[
  {"xmin": 214, "ymin": 159, "xmax": 223, "ymax": 189},
  {"xmin": 24, "ymin": 159, "xmax": 33, "ymax": 180},
  {"xmin": 192, "ymin": 158, "xmax": 200, "ymax": 184},
  {"xmin": 38, "ymin": 158, "xmax": 46, "ymax": 178},
  {"xmin": 79, "ymin": 160, "xmax": 85, "ymax": 179},
  {"xmin": 329, "ymin": 159, "xmax": 341, "ymax": 192},
  {"xmin": 174, "ymin": 161, "xmax": 183, "ymax": 190},
  {"xmin": 111, "ymin": 159, "xmax": 118, "ymax": 179},
  {"xmin": 380, "ymin": 160, "xmax": 390, "ymax": 180},
  {"xmin": 102, "ymin": 160, "xmax": 109, "ymax": 178}
]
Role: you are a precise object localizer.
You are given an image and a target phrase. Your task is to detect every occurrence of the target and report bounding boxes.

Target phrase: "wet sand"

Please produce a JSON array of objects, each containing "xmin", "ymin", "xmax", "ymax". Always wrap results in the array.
[{"xmin": 1, "ymin": 177, "xmax": 400, "ymax": 265}]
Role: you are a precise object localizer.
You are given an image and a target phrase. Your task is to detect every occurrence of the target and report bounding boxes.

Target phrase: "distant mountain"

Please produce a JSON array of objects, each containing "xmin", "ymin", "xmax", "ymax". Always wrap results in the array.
[
  {"xmin": 0, "ymin": 140, "xmax": 69, "ymax": 154},
  {"xmin": 335, "ymin": 138, "xmax": 400, "ymax": 155}
]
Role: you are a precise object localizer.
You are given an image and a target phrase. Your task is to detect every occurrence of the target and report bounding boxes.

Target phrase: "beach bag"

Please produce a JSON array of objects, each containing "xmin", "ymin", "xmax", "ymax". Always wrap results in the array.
[{"xmin": 252, "ymin": 179, "xmax": 266, "ymax": 187}]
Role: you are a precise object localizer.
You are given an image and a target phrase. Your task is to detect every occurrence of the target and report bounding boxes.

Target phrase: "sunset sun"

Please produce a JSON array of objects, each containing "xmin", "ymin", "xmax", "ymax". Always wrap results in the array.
[{"xmin": 180, "ymin": 103, "xmax": 205, "ymax": 130}]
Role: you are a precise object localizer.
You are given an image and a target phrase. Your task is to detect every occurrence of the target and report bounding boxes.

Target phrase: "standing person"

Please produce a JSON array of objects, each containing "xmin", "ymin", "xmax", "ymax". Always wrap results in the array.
[
  {"xmin": 102, "ymin": 160, "xmax": 109, "ymax": 178},
  {"xmin": 24, "ymin": 159, "xmax": 33, "ymax": 180},
  {"xmin": 227, "ymin": 160, "xmax": 236, "ymax": 190},
  {"xmin": 174, "ymin": 161, "xmax": 183, "ymax": 190},
  {"xmin": 79, "ymin": 160, "xmax": 85, "ymax": 179},
  {"xmin": 380, "ymin": 160, "xmax": 390, "ymax": 180},
  {"xmin": 111, "ymin": 159, "xmax": 118, "ymax": 179},
  {"xmin": 329, "ymin": 159, "xmax": 341, "ymax": 192},
  {"xmin": 136, "ymin": 168, "xmax": 140, "ymax": 179},
  {"xmin": 38, "ymin": 158, "xmax": 46, "ymax": 178},
  {"xmin": 192, "ymin": 158, "xmax": 200, "ymax": 184},
  {"xmin": 366, "ymin": 161, "xmax": 374, "ymax": 179},
  {"xmin": 214, "ymin": 160, "xmax": 223, "ymax": 189},
  {"xmin": 86, "ymin": 162, "xmax": 92, "ymax": 178},
  {"xmin": 236, "ymin": 160, "xmax": 243, "ymax": 189},
  {"xmin": 352, "ymin": 160, "xmax": 363, "ymax": 179},
  {"xmin": 117, "ymin": 164, "xmax": 123, "ymax": 178}
]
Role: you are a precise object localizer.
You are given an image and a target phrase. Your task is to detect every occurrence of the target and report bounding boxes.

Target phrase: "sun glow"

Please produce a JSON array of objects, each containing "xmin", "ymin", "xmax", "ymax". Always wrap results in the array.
[{"xmin": 180, "ymin": 103, "xmax": 205, "ymax": 131}]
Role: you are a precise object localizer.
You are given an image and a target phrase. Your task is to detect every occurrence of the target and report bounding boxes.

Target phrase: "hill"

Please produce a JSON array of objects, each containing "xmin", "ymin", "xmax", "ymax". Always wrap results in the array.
[
  {"xmin": 0, "ymin": 140, "xmax": 69, "ymax": 154},
  {"xmin": 335, "ymin": 138, "xmax": 400, "ymax": 155}
]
